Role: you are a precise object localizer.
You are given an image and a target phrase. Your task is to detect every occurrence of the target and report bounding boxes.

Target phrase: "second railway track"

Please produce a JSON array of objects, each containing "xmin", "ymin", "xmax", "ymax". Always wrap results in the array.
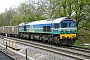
[{"xmin": 2, "ymin": 37, "xmax": 90, "ymax": 60}]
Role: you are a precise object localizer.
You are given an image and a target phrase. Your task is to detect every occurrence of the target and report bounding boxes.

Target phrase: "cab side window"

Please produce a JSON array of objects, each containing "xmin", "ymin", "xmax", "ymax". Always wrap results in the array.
[
  {"xmin": 61, "ymin": 23, "xmax": 67, "ymax": 28},
  {"xmin": 54, "ymin": 23, "xmax": 59, "ymax": 28}
]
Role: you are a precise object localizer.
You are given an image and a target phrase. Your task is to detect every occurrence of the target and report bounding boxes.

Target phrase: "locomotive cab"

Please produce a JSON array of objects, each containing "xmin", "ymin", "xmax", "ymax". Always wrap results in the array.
[{"xmin": 60, "ymin": 19, "xmax": 77, "ymax": 45}]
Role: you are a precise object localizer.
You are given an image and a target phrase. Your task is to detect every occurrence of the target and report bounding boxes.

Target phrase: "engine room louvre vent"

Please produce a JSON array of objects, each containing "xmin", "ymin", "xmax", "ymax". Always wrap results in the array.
[
  {"xmin": 43, "ymin": 26, "xmax": 46, "ymax": 32},
  {"xmin": 43, "ymin": 26, "xmax": 51, "ymax": 32}
]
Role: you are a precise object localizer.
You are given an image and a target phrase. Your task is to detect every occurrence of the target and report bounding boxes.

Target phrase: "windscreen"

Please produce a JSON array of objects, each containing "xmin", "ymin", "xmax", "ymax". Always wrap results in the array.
[{"xmin": 61, "ymin": 20, "xmax": 76, "ymax": 28}]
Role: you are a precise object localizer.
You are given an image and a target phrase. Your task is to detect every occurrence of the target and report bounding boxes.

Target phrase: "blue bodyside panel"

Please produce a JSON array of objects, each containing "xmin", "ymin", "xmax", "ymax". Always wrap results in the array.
[
  {"xmin": 33, "ymin": 24, "xmax": 52, "ymax": 28},
  {"xmin": 19, "ymin": 26, "xmax": 24, "ymax": 28},
  {"xmin": 19, "ymin": 19, "xmax": 76, "ymax": 34},
  {"xmin": 19, "ymin": 25, "xmax": 30, "ymax": 28},
  {"xmin": 33, "ymin": 24, "xmax": 42, "ymax": 28},
  {"xmin": 26, "ymin": 25, "xmax": 30, "ymax": 28},
  {"xmin": 42, "ymin": 24, "xmax": 52, "ymax": 26}
]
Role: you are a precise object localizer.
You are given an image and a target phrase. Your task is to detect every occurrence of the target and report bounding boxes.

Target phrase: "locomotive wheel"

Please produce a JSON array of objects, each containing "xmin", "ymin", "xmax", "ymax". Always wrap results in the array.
[
  {"xmin": 47, "ymin": 36, "xmax": 52, "ymax": 43},
  {"xmin": 55, "ymin": 40, "xmax": 58, "ymax": 44},
  {"xmin": 23, "ymin": 34, "xmax": 26, "ymax": 39},
  {"xmin": 39, "ymin": 36, "xmax": 42, "ymax": 40},
  {"xmin": 48, "ymin": 40, "xmax": 50, "ymax": 43},
  {"xmin": 29, "ymin": 35, "xmax": 31, "ymax": 39},
  {"xmin": 43, "ymin": 38, "xmax": 46, "ymax": 42},
  {"xmin": 57, "ymin": 38, "xmax": 61, "ymax": 45},
  {"xmin": 26, "ymin": 34, "xmax": 29, "ymax": 39},
  {"xmin": 15, "ymin": 35, "xmax": 18, "ymax": 38},
  {"xmin": 48, "ymin": 38, "xmax": 50, "ymax": 43},
  {"xmin": 31, "ymin": 35, "xmax": 34, "ymax": 39},
  {"xmin": 54, "ymin": 37, "xmax": 57, "ymax": 44},
  {"xmin": 20, "ymin": 33, "xmax": 23, "ymax": 38},
  {"xmin": 44, "ymin": 36, "xmax": 47, "ymax": 43},
  {"xmin": 42, "ymin": 36, "xmax": 46, "ymax": 42}
]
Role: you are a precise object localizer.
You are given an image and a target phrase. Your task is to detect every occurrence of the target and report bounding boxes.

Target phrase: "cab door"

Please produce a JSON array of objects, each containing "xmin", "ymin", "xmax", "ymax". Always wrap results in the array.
[
  {"xmin": 53, "ymin": 23, "xmax": 60, "ymax": 34},
  {"xmin": 24, "ymin": 25, "xmax": 27, "ymax": 31}
]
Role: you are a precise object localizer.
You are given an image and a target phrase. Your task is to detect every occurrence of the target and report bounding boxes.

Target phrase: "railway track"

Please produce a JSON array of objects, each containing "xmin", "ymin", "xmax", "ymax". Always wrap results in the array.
[
  {"xmin": 2, "ymin": 37, "xmax": 90, "ymax": 60},
  {"xmin": 66, "ymin": 46, "xmax": 90, "ymax": 53}
]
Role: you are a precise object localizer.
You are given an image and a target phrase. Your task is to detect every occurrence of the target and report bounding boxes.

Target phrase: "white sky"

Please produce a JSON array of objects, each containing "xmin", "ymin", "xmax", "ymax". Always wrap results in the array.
[{"xmin": 0, "ymin": 0, "xmax": 25, "ymax": 13}]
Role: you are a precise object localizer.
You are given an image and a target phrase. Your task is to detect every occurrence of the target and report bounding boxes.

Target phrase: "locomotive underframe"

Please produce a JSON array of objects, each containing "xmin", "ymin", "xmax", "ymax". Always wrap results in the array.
[
  {"xmin": 0, "ymin": 31, "xmax": 76, "ymax": 45},
  {"xmin": 19, "ymin": 32, "xmax": 76, "ymax": 45}
]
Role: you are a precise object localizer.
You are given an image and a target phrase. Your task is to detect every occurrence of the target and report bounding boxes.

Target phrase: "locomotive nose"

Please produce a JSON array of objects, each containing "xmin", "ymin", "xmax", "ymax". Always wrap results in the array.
[
  {"xmin": 60, "ymin": 29, "xmax": 76, "ymax": 39},
  {"xmin": 60, "ymin": 34, "xmax": 76, "ymax": 39}
]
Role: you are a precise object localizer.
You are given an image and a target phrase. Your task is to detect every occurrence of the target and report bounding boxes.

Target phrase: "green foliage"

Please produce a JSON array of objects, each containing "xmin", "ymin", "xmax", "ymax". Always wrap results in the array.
[
  {"xmin": 28, "ymin": 14, "xmax": 46, "ymax": 22},
  {"xmin": 74, "ymin": 40, "xmax": 83, "ymax": 46}
]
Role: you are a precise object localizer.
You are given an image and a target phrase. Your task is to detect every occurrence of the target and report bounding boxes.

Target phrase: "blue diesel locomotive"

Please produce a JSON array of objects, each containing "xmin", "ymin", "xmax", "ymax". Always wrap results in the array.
[{"xmin": 19, "ymin": 17, "xmax": 77, "ymax": 45}]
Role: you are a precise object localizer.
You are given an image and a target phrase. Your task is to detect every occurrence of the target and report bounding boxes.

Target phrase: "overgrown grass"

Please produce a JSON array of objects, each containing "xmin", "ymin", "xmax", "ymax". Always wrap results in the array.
[
  {"xmin": 74, "ymin": 40, "xmax": 90, "ymax": 49},
  {"xmin": 74, "ymin": 40, "xmax": 83, "ymax": 46}
]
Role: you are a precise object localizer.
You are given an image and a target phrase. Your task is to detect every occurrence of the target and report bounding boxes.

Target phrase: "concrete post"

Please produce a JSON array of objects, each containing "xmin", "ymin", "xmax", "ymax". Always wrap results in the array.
[
  {"xmin": 6, "ymin": 42, "xmax": 7, "ymax": 49},
  {"xmin": 26, "ymin": 49, "xmax": 27, "ymax": 60}
]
